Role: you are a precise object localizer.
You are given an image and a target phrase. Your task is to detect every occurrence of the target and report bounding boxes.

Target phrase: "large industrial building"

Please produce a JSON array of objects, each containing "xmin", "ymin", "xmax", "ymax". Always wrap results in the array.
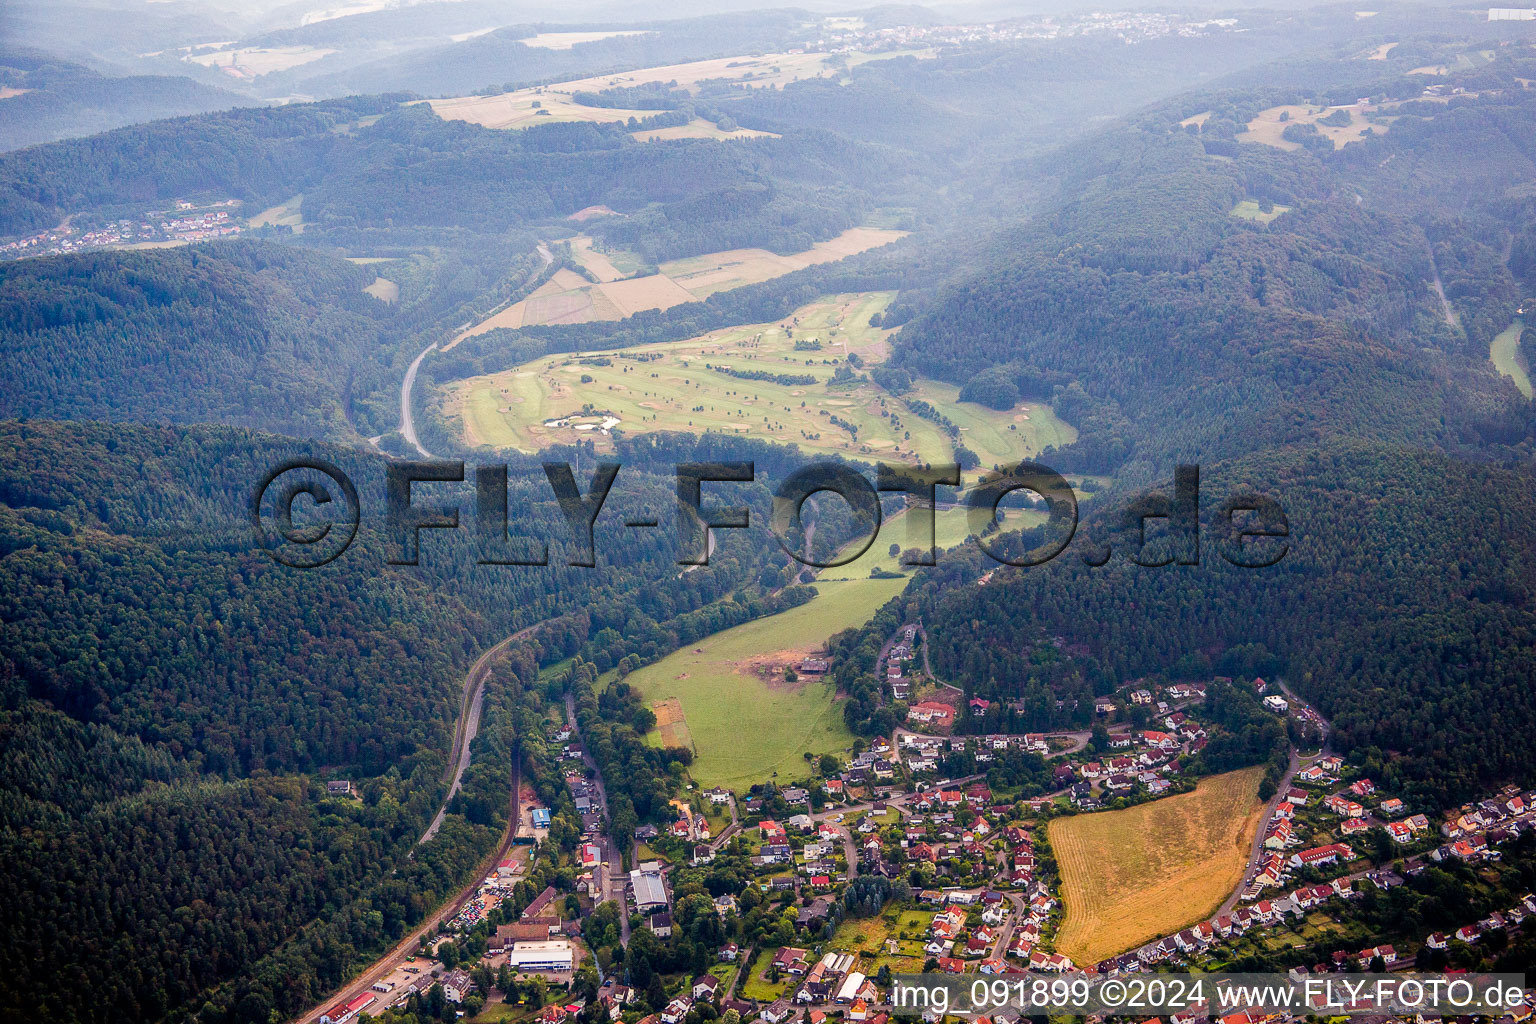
[
  {"xmin": 504, "ymin": 940, "xmax": 575, "ymax": 973},
  {"xmin": 630, "ymin": 862, "xmax": 668, "ymax": 912}
]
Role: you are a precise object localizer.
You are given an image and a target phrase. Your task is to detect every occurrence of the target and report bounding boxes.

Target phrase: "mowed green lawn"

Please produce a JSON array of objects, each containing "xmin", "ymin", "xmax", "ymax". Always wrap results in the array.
[
  {"xmin": 445, "ymin": 291, "xmax": 1073, "ymax": 467},
  {"xmin": 1491, "ymin": 319, "xmax": 1531, "ymax": 399},
  {"xmin": 1229, "ymin": 199, "xmax": 1292, "ymax": 224},
  {"xmin": 625, "ymin": 575, "xmax": 905, "ymax": 790},
  {"xmin": 906, "ymin": 379, "xmax": 1076, "ymax": 469},
  {"xmin": 817, "ymin": 505, "xmax": 1013, "ymax": 579}
]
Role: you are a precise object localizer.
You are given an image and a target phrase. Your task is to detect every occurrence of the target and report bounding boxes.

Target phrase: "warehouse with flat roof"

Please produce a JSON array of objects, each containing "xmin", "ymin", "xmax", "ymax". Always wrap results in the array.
[
  {"xmin": 505, "ymin": 940, "xmax": 574, "ymax": 973},
  {"xmin": 630, "ymin": 863, "xmax": 668, "ymax": 911}
]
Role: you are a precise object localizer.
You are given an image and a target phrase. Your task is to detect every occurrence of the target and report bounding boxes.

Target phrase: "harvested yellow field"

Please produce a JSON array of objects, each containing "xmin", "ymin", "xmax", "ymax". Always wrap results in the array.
[
  {"xmin": 426, "ymin": 49, "xmax": 932, "ymax": 132},
  {"xmin": 516, "ymin": 30, "xmax": 651, "ymax": 49},
  {"xmin": 1049, "ymin": 767, "xmax": 1265, "ymax": 964},
  {"xmin": 187, "ymin": 45, "xmax": 335, "ymax": 77},
  {"xmin": 659, "ymin": 227, "xmax": 909, "ymax": 298},
  {"xmin": 249, "ymin": 195, "xmax": 304, "ymax": 233},
  {"xmin": 1237, "ymin": 104, "xmax": 1389, "ymax": 151},
  {"xmin": 569, "ymin": 237, "xmax": 626, "ymax": 283},
  {"xmin": 447, "ymin": 227, "xmax": 906, "ymax": 346},
  {"xmin": 632, "ymin": 118, "xmax": 780, "ymax": 142},
  {"xmin": 424, "ymin": 91, "xmax": 655, "ymax": 132},
  {"xmin": 363, "ymin": 277, "xmax": 398, "ymax": 303},
  {"xmin": 599, "ymin": 274, "xmax": 697, "ymax": 317}
]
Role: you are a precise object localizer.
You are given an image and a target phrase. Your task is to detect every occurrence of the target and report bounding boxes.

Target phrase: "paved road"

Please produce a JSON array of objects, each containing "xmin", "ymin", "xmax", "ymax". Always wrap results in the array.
[
  {"xmin": 991, "ymin": 891, "xmax": 1029, "ymax": 958},
  {"xmin": 419, "ymin": 624, "xmax": 542, "ymax": 845},
  {"xmin": 399, "ymin": 341, "xmax": 438, "ymax": 458},
  {"xmin": 1216, "ymin": 680, "xmax": 1334, "ymax": 918},
  {"xmin": 398, "ymin": 243, "xmax": 553, "ymax": 459},
  {"xmin": 564, "ymin": 691, "xmax": 629, "ymax": 946}
]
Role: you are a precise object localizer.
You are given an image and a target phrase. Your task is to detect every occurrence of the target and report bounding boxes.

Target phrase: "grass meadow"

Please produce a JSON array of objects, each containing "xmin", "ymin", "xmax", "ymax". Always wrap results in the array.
[
  {"xmin": 623, "ymin": 575, "xmax": 905, "ymax": 790},
  {"xmin": 444, "ymin": 291, "xmax": 1073, "ymax": 466}
]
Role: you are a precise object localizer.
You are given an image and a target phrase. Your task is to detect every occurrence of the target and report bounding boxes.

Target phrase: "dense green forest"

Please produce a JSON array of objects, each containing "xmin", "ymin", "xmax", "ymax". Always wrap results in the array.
[
  {"xmin": 0, "ymin": 419, "xmax": 830, "ymax": 1023},
  {"xmin": 0, "ymin": 243, "xmax": 390, "ymax": 437},
  {"xmin": 789, "ymin": 40, "xmax": 1536, "ymax": 805},
  {"xmin": 0, "ymin": 99, "xmax": 899, "ymax": 251}
]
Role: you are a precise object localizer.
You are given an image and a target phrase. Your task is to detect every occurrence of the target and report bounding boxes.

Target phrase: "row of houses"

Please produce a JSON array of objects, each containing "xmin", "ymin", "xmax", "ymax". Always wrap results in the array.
[{"xmin": 1427, "ymin": 892, "xmax": 1536, "ymax": 951}]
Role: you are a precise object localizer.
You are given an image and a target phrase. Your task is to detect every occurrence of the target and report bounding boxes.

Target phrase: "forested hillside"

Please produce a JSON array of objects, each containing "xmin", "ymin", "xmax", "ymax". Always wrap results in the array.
[
  {"xmin": 0, "ymin": 419, "xmax": 808, "ymax": 1023},
  {"xmin": 846, "ymin": 443, "xmax": 1536, "ymax": 806},
  {"xmin": 0, "ymin": 98, "xmax": 899, "ymax": 251},
  {"xmin": 0, "ymin": 243, "xmax": 391, "ymax": 437},
  {"xmin": 4, "ymin": 9, "xmax": 1536, "ymax": 1020},
  {"xmin": 0, "ymin": 51, "xmax": 251, "ymax": 151},
  {"xmin": 891, "ymin": 79, "xmax": 1536, "ymax": 474},
  {"xmin": 843, "ymin": 47, "xmax": 1536, "ymax": 803}
]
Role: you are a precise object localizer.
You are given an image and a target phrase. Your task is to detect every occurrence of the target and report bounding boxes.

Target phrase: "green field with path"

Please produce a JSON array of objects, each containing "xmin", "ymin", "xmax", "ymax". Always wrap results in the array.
[
  {"xmin": 624, "ymin": 575, "xmax": 904, "ymax": 790},
  {"xmin": 444, "ymin": 291, "xmax": 1073, "ymax": 465}
]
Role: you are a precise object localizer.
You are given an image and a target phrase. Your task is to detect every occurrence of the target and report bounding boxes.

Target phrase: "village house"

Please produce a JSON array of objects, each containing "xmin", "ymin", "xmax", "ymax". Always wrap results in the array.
[
  {"xmin": 1289, "ymin": 843, "xmax": 1355, "ymax": 869},
  {"xmin": 908, "ymin": 700, "xmax": 956, "ymax": 726},
  {"xmin": 442, "ymin": 970, "xmax": 475, "ymax": 1003}
]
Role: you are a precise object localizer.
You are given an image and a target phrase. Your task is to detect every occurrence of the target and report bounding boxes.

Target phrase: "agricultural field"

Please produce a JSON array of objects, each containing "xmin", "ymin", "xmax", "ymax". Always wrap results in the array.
[
  {"xmin": 568, "ymin": 236, "xmax": 629, "ymax": 283},
  {"xmin": 1230, "ymin": 200, "xmax": 1292, "ymax": 224},
  {"xmin": 443, "ymin": 291, "xmax": 1072, "ymax": 467},
  {"xmin": 186, "ymin": 45, "xmax": 335, "ymax": 77},
  {"xmin": 1048, "ymin": 766, "xmax": 1265, "ymax": 964},
  {"xmin": 249, "ymin": 195, "xmax": 305, "ymax": 233},
  {"xmin": 363, "ymin": 277, "xmax": 398, "ymax": 303},
  {"xmin": 632, "ymin": 118, "xmax": 780, "ymax": 142},
  {"xmin": 651, "ymin": 697, "xmax": 694, "ymax": 750},
  {"xmin": 659, "ymin": 228, "xmax": 910, "ymax": 298},
  {"xmin": 1490, "ymin": 319, "xmax": 1531, "ymax": 399},
  {"xmin": 1237, "ymin": 104, "xmax": 1390, "ymax": 150},
  {"xmin": 427, "ymin": 49, "xmax": 934, "ymax": 132},
  {"xmin": 516, "ymin": 30, "xmax": 652, "ymax": 49},
  {"xmin": 447, "ymin": 228, "xmax": 906, "ymax": 342},
  {"xmin": 624, "ymin": 575, "xmax": 904, "ymax": 790}
]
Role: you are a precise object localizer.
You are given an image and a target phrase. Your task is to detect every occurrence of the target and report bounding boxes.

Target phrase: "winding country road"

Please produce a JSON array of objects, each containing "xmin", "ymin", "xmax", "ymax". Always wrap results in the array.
[
  {"xmin": 295, "ymin": 624, "xmax": 545, "ymax": 1023},
  {"xmin": 293, "ymin": 758, "xmax": 523, "ymax": 1024},
  {"xmin": 398, "ymin": 243, "xmax": 554, "ymax": 459},
  {"xmin": 399, "ymin": 341, "xmax": 438, "ymax": 458},
  {"xmin": 417, "ymin": 625, "xmax": 539, "ymax": 845}
]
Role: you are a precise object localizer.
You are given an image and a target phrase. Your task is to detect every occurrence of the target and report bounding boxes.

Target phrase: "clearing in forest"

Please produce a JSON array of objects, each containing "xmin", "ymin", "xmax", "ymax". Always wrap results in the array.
[
  {"xmin": 1230, "ymin": 200, "xmax": 1292, "ymax": 224},
  {"xmin": 1490, "ymin": 319, "xmax": 1531, "ymax": 398},
  {"xmin": 446, "ymin": 227, "xmax": 907, "ymax": 344},
  {"xmin": 441, "ymin": 291, "xmax": 1074, "ymax": 465},
  {"xmin": 515, "ymin": 30, "xmax": 652, "ymax": 49},
  {"xmin": 425, "ymin": 49, "xmax": 934, "ymax": 132},
  {"xmin": 1049, "ymin": 766, "xmax": 1266, "ymax": 964},
  {"xmin": 632, "ymin": 118, "xmax": 780, "ymax": 142},
  {"xmin": 626, "ymin": 576, "xmax": 902, "ymax": 790},
  {"xmin": 1237, "ymin": 104, "xmax": 1391, "ymax": 150}
]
